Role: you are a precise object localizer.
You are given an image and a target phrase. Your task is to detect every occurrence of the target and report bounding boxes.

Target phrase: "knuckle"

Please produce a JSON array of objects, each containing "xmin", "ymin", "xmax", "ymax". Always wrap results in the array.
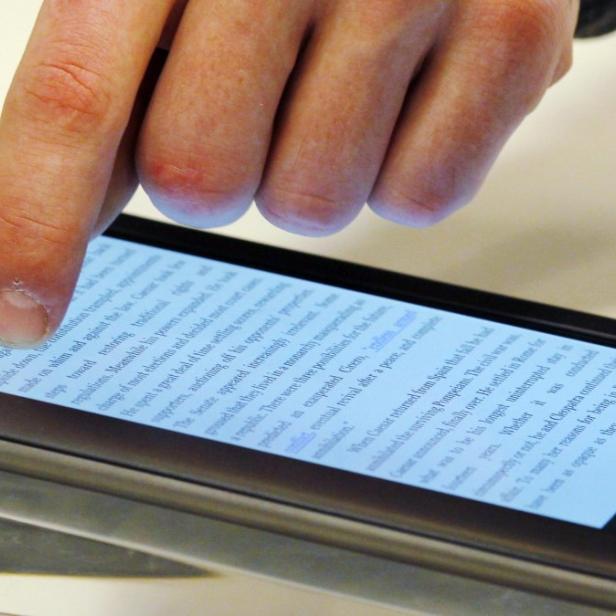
[
  {"xmin": 466, "ymin": 0, "xmax": 568, "ymax": 110},
  {"xmin": 139, "ymin": 150, "xmax": 254, "ymax": 224},
  {"xmin": 0, "ymin": 206, "xmax": 76, "ymax": 250},
  {"xmin": 257, "ymin": 184, "xmax": 354, "ymax": 235},
  {"xmin": 17, "ymin": 51, "xmax": 115, "ymax": 135},
  {"xmin": 370, "ymin": 184, "xmax": 457, "ymax": 228},
  {"xmin": 483, "ymin": 0, "xmax": 562, "ymax": 52},
  {"xmin": 140, "ymin": 154, "xmax": 243, "ymax": 203}
]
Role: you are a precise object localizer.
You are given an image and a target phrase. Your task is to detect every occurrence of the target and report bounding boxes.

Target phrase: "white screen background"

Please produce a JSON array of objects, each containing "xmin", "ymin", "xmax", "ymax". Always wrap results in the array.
[{"xmin": 2, "ymin": 237, "xmax": 616, "ymax": 527}]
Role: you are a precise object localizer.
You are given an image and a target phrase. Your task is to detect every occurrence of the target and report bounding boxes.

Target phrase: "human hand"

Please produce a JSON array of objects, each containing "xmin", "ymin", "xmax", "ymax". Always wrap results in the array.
[{"xmin": 0, "ymin": 0, "xmax": 579, "ymax": 348}]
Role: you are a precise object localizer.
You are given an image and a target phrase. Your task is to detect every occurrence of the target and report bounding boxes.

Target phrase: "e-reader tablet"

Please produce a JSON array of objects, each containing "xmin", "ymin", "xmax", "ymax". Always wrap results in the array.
[{"xmin": 2, "ymin": 214, "xmax": 616, "ymax": 606}]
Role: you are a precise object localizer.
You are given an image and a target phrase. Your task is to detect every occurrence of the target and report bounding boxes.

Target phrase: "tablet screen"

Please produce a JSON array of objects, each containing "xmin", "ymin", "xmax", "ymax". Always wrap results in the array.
[{"xmin": 1, "ymin": 235, "xmax": 616, "ymax": 529}]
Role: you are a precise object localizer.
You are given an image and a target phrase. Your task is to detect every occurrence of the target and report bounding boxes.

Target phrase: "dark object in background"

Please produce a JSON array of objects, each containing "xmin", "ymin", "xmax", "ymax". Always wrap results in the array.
[{"xmin": 577, "ymin": 0, "xmax": 616, "ymax": 37}]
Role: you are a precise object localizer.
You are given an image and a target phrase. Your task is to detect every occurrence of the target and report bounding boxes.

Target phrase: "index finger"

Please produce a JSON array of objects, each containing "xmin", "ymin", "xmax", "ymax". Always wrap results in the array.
[{"xmin": 0, "ymin": 0, "xmax": 173, "ymax": 347}]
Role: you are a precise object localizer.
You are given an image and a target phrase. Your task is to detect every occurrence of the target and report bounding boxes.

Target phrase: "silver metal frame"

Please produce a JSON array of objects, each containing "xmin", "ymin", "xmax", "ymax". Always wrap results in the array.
[{"xmin": 1, "ymin": 439, "xmax": 615, "ymax": 612}]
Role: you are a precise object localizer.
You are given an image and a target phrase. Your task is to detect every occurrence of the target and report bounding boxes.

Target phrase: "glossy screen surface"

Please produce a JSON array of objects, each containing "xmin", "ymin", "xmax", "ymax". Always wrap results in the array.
[{"xmin": 2, "ymin": 237, "xmax": 616, "ymax": 527}]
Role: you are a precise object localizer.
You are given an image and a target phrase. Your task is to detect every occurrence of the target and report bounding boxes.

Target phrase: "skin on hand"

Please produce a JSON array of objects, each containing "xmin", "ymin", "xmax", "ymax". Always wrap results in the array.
[{"xmin": 0, "ymin": 0, "xmax": 580, "ymax": 347}]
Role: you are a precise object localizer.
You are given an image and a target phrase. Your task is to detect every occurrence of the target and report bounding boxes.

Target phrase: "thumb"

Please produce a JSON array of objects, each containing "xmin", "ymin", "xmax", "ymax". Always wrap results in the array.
[{"xmin": 0, "ymin": 1, "xmax": 171, "ymax": 348}]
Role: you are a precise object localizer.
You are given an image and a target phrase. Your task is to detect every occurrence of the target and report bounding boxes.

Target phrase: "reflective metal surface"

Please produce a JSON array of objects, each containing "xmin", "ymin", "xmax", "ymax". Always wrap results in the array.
[{"xmin": 1, "ymin": 465, "xmax": 612, "ymax": 615}]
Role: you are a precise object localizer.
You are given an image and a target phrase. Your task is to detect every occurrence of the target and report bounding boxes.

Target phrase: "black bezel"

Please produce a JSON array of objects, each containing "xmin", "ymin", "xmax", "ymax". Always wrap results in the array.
[{"xmin": 2, "ymin": 214, "xmax": 616, "ymax": 579}]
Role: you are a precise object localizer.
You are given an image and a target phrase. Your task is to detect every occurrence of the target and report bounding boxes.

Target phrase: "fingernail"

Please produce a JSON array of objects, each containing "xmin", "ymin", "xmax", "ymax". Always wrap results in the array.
[{"xmin": 0, "ymin": 289, "xmax": 49, "ymax": 348}]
